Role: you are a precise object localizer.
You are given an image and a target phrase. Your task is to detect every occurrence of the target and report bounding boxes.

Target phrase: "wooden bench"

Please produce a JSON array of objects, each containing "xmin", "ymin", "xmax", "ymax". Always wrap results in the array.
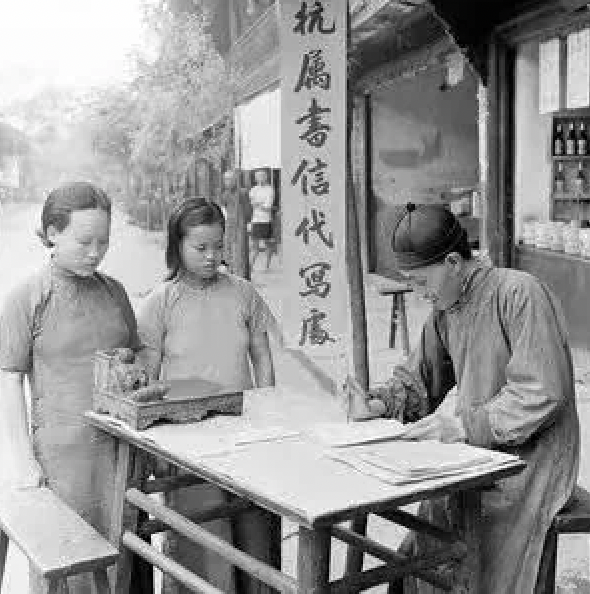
[
  {"xmin": 538, "ymin": 484, "xmax": 590, "ymax": 593},
  {"xmin": 0, "ymin": 487, "xmax": 119, "ymax": 593},
  {"xmin": 378, "ymin": 283, "xmax": 413, "ymax": 356}
]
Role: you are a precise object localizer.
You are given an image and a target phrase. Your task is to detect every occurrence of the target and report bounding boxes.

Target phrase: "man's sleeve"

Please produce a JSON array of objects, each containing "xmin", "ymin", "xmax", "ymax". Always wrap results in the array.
[
  {"xmin": 462, "ymin": 279, "xmax": 572, "ymax": 448},
  {"xmin": 373, "ymin": 312, "xmax": 456, "ymax": 421}
]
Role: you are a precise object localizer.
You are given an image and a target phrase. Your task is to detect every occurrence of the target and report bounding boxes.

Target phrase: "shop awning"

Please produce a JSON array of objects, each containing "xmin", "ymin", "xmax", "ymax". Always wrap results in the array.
[{"xmin": 234, "ymin": 87, "xmax": 281, "ymax": 170}]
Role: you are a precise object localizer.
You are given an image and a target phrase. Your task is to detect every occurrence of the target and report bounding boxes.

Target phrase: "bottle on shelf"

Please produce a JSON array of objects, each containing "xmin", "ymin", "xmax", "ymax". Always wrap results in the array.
[
  {"xmin": 574, "ymin": 161, "xmax": 586, "ymax": 194},
  {"xmin": 566, "ymin": 121, "xmax": 577, "ymax": 156},
  {"xmin": 554, "ymin": 162, "xmax": 565, "ymax": 194},
  {"xmin": 578, "ymin": 121, "xmax": 588, "ymax": 156},
  {"xmin": 554, "ymin": 122, "xmax": 565, "ymax": 156}
]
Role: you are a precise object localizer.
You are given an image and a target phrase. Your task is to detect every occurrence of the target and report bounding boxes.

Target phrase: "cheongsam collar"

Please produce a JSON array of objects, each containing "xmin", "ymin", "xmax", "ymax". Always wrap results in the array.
[
  {"xmin": 177, "ymin": 269, "xmax": 221, "ymax": 291},
  {"xmin": 446, "ymin": 260, "xmax": 492, "ymax": 313}
]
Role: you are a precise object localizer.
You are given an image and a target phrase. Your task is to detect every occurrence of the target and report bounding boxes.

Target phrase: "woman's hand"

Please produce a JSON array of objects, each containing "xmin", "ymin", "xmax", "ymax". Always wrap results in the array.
[
  {"xmin": 401, "ymin": 410, "xmax": 467, "ymax": 443},
  {"xmin": 344, "ymin": 376, "xmax": 386, "ymax": 421}
]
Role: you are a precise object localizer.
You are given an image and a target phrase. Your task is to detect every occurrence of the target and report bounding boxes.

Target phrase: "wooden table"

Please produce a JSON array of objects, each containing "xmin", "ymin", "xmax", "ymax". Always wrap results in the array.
[{"xmin": 85, "ymin": 387, "xmax": 525, "ymax": 594}]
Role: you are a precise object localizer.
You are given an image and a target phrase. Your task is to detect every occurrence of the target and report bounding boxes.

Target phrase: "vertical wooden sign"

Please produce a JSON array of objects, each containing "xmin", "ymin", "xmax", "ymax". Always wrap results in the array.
[{"xmin": 280, "ymin": 0, "xmax": 349, "ymax": 358}]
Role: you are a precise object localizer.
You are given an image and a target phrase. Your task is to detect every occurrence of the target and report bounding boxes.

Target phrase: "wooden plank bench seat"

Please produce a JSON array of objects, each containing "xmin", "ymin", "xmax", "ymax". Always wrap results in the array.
[{"xmin": 0, "ymin": 487, "xmax": 119, "ymax": 593}]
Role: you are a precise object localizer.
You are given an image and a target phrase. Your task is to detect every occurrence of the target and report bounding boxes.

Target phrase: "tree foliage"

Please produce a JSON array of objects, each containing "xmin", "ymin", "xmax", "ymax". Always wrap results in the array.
[
  {"xmin": 128, "ymin": 1, "xmax": 233, "ymax": 176},
  {"xmin": 2, "ymin": 0, "xmax": 233, "ymax": 209}
]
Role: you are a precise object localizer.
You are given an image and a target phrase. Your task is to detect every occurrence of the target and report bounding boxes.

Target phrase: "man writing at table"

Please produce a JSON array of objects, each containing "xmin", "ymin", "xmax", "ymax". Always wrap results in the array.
[{"xmin": 346, "ymin": 203, "xmax": 580, "ymax": 593}]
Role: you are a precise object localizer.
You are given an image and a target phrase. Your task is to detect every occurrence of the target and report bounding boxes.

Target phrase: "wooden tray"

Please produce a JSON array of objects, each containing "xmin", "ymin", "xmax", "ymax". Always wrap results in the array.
[{"xmin": 93, "ymin": 377, "xmax": 243, "ymax": 430}]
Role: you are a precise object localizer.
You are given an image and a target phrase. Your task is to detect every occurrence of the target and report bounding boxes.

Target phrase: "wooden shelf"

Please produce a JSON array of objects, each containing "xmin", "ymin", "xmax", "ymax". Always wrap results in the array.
[
  {"xmin": 552, "ymin": 155, "xmax": 590, "ymax": 160},
  {"xmin": 552, "ymin": 194, "xmax": 590, "ymax": 201}
]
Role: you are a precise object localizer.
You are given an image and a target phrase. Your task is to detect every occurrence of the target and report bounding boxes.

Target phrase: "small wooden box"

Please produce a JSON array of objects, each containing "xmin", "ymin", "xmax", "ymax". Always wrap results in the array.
[{"xmin": 93, "ymin": 377, "xmax": 243, "ymax": 430}]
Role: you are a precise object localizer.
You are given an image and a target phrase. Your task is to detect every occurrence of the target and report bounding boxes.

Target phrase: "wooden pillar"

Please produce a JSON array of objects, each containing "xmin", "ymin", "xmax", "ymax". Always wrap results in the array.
[
  {"xmin": 364, "ymin": 93, "xmax": 375, "ymax": 271},
  {"xmin": 346, "ymin": 7, "xmax": 370, "ymax": 392},
  {"xmin": 480, "ymin": 37, "xmax": 515, "ymax": 268}
]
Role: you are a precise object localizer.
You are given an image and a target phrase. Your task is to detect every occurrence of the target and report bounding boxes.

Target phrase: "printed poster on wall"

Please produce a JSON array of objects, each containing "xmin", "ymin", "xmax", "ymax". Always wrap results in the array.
[
  {"xmin": 539, "ymin": 38, "xmax": 561, "ymax": 113},
  {"xmin": 280, "ymin": 0, "xmax": 349, "ymax": 360},
  {"xmin": 567, "ymin": 28, "xmax": 590, "ymax": 109}
]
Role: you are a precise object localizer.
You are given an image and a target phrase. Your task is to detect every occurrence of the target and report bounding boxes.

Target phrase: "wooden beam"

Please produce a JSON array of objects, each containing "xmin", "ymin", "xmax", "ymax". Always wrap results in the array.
[
  {"xmin": 331, "ymin": 525, "xmax": 461, "ymax": 590},
  {"xmin": 125, "ymin": 488, "xmax": 297, "ymax": 594},
  {"xmin": 328, "ymin": 545, "xmax": 458, "ymax": 593},
  {"xmin": 143, "ymin": 474, "xmax": 206, "ymax": 494},
  {"xmin": 122, "ymin": 531, "xmax": 224, "ymax": 594},
  {"xmin": 497, "ymin": 41, "xmax": 515, "ymax": 268},
  {"xmin": 364, "ymin": 94, "xmax": 376, "ymax": 271},
  {"xmin": 498, "ymin": 7, "xmax": 590, "ymax": 44},
  {"xmin": 375, "ymin": 508, "xmax": 461, "ymax": 544},
  {"xmin": 479, "ymin": 40, "xmax": 501, "ymax": 266},
  {"xmin": 137, "ymin": 499, "xmax": 254, "ymax": 538}
]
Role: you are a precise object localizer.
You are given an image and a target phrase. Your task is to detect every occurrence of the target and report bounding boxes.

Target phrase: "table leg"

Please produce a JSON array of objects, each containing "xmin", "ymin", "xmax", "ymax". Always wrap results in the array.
[
  {"xmin": 233, "ymin": 506, "xmax": 282, "ymax": 594},
  {"xmin": 297, "ymin": 526, "xmax": 330, "ymax": 594},
  {"xmin": 344, "ymin": 514, "xmax": 368, "ymax": 583},
  {"xmin": 110, "ymin": 442, "xmax": 150, "ymax": 594},
  {"xmin": 453, "ymin": 490, "xmax": 482, "ymax": 593}
]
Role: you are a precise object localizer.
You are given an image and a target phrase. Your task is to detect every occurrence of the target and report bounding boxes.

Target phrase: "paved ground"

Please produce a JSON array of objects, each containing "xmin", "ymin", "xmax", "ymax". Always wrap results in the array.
[{"xmin": 0, "ymin": 202, "xmax": 588, "ymax": 592}]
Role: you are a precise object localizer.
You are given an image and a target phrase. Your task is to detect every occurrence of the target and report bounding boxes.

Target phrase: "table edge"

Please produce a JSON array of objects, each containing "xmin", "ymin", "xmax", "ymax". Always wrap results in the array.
[{"xmin": 85, "ymin": 412, "xmax": 525, "ymax": 528}]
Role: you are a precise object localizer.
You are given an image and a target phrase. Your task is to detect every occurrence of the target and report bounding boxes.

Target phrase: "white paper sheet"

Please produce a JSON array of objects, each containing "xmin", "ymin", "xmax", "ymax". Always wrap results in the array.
[
  {"xmin": 305, "ymin": 418, "xmax": 408, "ymax": 447},
  {"xmin": 539, "ymin": 38, "xmax": 561, "ymax": 113},
  {"xmin": 567, "ymin": 29, "xmax": 590, "ymax": 109}
]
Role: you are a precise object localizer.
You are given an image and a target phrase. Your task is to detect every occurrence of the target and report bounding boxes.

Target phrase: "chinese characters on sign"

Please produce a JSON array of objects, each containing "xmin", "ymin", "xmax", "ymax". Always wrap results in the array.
[{"xmin": 281, "ymin": 0, "xmax": 347, "ymax": 351}]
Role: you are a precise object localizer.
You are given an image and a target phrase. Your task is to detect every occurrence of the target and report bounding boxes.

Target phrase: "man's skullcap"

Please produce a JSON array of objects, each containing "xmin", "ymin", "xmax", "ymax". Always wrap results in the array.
[{"xmin": 391, "ymin": 203, "xmax": 467, "ymax": 270}]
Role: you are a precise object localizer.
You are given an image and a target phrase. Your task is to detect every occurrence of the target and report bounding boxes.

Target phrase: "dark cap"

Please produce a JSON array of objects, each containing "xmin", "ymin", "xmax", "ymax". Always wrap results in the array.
[{"xmin": 391, "ymin": 203, "xmax": 467, "ymax": 270}]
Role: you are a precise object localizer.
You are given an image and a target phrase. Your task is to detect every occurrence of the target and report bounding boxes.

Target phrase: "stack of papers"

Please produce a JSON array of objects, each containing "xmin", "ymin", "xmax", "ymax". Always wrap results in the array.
[
  {"xmin": 326, "ymin": 441, "xmax": 516, "ymax": 485},
  {"xmin": 306, "ymin": 419, "xmax": 407, "ymax": 447},
  {"xmin": 358, "ymin": 441, "xmax": 493, "ymax": 477}
]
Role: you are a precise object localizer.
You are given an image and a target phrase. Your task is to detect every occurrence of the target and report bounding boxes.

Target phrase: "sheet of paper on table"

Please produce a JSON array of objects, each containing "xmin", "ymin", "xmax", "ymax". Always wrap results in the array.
[
  {"xmin": 305, "ymin": 418, "xmax": 408, "ymax": 447},
  {"xmin": 143, "ymin": 421, "xmax": 301, "ymax": 459}
]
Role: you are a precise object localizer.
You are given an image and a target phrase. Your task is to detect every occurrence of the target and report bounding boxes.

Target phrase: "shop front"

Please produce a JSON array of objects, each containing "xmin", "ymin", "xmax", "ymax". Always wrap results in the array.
[{"xmin": 506, "ymin": 10, "xmax": 590, "ymax": 349}]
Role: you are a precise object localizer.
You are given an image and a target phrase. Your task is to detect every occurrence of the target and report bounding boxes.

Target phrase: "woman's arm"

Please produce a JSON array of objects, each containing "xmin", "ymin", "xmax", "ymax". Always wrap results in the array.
[
  {"xmin": 135, "ymin": 289, "xmax": 166, "ymax": 380},
  {"xmin": 0, "ymin": 370, "xmax": 45, "ymax": 488},
  {"xmin": 249, "ymin": 330, "xmax": 275, "ymax": 388}
]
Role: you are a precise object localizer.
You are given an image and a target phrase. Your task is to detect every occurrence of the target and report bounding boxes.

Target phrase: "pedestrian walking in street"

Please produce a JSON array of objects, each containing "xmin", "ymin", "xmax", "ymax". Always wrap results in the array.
[
  {"xmin": 346, "ymin": 203, "xmax": 580, "ymax": 594},
  {"xmin": 249, "ymin": 168, "xmax": 275, "ymax": 271},
  {"xmin": 0, "ymin": 181, "xmax": 142, "ymax": 594},
  {"xmin": 136, "ymin": 198, "xmax": 279, "ymax": 594}
]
